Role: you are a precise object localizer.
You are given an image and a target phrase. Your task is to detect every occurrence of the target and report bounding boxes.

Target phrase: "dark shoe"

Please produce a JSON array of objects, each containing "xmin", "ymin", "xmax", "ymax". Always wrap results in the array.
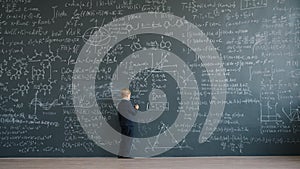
[{"xmin": 117, "ymin": 155, "xmax": 134, "ymax": 159}]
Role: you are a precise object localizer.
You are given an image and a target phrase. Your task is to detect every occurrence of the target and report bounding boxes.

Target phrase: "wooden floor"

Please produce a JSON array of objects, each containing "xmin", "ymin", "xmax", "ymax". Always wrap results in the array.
[{"xmin": 0, "ymin": 156, "xmax": 300, "ymax": 169}]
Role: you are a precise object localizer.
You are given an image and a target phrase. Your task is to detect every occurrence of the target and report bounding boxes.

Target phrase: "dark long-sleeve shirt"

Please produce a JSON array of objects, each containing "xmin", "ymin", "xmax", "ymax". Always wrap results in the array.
[{"xmin": 117, "ymin": 99, "xmax": 137, "ymax": 126}]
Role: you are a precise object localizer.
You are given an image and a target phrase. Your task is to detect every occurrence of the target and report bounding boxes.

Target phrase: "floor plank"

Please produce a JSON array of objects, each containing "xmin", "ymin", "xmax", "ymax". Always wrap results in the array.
[{"xmin": 0, "ymin": 156, "xmax": 300, "ymax": 169}]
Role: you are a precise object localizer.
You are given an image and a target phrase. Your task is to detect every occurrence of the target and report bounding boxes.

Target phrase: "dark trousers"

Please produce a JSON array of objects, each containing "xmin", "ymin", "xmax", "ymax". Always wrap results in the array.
[{"xmin": 118, "ymin": 125, "xmax": 134, "ymax": 157}]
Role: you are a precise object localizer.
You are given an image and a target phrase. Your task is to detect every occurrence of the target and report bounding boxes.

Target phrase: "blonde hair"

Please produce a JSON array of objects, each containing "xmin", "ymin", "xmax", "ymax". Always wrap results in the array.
[{"xmin": 121, "ymin": 88, "xmax": 131, "ymax": 98}]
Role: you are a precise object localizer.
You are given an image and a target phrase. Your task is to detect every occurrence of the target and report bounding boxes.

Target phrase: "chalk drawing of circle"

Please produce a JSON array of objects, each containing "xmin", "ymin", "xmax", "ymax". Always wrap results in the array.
[
  {"xmin": 147, "ymin": 89, "xmax": 167, "ymax": 114},
  {"xmin": 82, "ymin": 27, "xmax": 111, "ymax": 46},
  {"xmin": 72, "ymin": 12, "xmax": 227, "ymax": 157}
]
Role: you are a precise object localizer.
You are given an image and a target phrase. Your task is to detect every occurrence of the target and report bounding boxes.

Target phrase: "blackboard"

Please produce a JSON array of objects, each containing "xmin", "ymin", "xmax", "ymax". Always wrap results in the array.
[{"xmin": 0, "ymin": 0, "xmax": 300, "ymax": 157}]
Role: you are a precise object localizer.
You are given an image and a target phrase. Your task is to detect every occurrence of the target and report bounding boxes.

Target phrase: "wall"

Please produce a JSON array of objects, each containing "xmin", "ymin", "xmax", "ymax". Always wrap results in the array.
[{"xmin": 0, "ymin": 0, "xmax": 300, "ymax": 157}]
